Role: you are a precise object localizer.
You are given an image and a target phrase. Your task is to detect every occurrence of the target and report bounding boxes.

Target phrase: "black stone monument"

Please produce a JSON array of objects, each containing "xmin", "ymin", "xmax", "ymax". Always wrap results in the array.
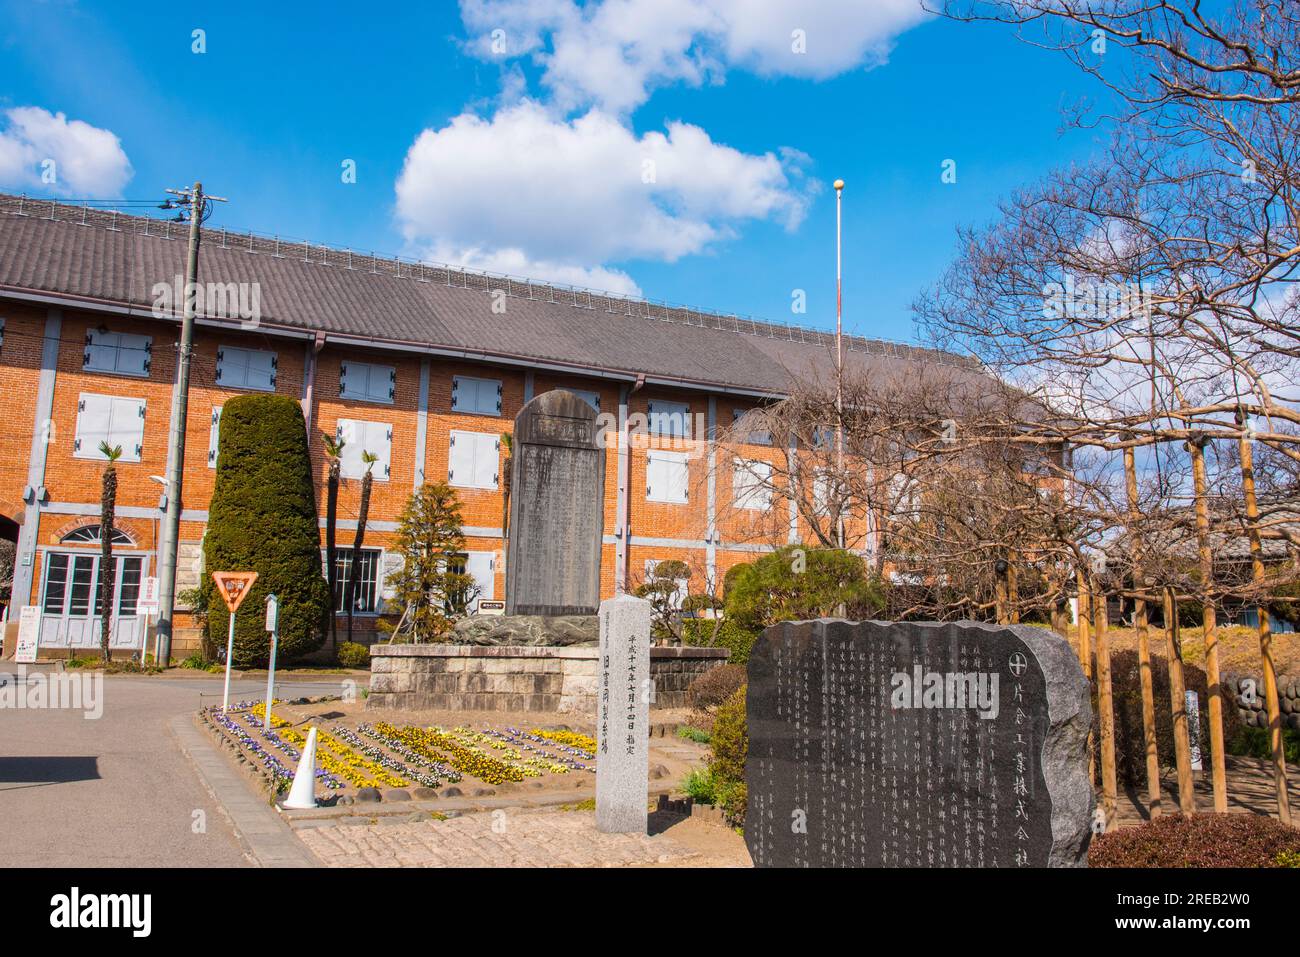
[
  {"xmin": 745, "ymin": 619, "xmax": 1093, "ymax": 868},
  {"xmin": 504, "ymin": 389, "xmax": 606, "ymax": 616}
]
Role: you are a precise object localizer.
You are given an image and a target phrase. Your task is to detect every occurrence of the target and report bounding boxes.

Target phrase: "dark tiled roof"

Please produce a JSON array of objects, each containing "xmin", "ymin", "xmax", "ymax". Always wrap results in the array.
[{"xmin": 0, "ymin": 193, "xmax": 982, "ymax": 395}]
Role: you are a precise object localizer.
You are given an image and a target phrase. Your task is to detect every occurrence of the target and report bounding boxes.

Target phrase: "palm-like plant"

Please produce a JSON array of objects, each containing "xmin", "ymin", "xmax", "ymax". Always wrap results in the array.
[
  {"xmin": 344, "ymin": 450, "xmax": 378, "ymax": 645},
  {"xmin": 97, "ymin": 441, "xmax": 122, "ymax": 662},
  {"xmin": 500, "ymin": 432, "xmax": 513, "ymax": 568},
  {"xmin": 322, "ymin": 431, "xmax": 346, "ymax": 649}
]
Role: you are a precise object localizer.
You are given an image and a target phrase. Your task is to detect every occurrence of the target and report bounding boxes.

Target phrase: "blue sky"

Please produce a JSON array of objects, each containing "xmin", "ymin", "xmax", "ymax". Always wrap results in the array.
[{"xmin": 0, "ymin": 0, "xmax": 1113, "ymax": 345}]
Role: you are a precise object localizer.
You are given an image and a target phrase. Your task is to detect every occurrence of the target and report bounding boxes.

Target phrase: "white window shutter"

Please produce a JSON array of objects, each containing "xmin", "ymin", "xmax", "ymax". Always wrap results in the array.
[
  {"xmin": 110, "ymin": 397, "xmax": 146, "ymax": 462},
  {"xmin": 671, "ymin": 454, "xmax": 688, "ymax": 502},
  {"xmin": 448, "ymin": 430, "xmax": 473, "ymax": 485},
  {"xmin": 473, "ymin": 433, "xmax": 498, "ymax": 489},
  {"xmin": 208, "ymin": 407, "xmax": 223, "ymax": 467},
  {"xmin": 367, "ymin": 422, "xmax": 392, "ymax": 481},
  {"xmin": 120, "ymin": 333, "xmax": 151, "ymax": 376},
  {"xmin": 337, "ymin": 419, "xmax": 364, "ymax": 478},
  {"xmin": 74, "ymin": 393, "xmax": 111, "ymax": 456}
]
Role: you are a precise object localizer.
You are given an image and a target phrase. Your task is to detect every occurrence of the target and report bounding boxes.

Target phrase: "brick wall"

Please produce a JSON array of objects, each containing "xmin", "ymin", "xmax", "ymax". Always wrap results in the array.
[{"xmin": 0, "ymin": 297, "xmax": 818, "ymax": 658}]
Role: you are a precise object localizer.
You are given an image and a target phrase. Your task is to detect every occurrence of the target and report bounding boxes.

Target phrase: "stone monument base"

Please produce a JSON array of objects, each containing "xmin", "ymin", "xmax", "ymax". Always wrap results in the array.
[
  {"xmin": 367, "ymin": 644, "xmax": 729, "ymax": 714},
  {"xmin": 452, "ymin": 614, "xmax": 598, "ymax": 647}
]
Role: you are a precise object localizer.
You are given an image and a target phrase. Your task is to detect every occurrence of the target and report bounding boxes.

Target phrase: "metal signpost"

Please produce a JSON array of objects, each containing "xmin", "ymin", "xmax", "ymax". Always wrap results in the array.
[
  {"xmin": 212, "ymin": 571, "xmax": 259, "ymax": 711},
  {"xmin": 137, "ymin": 576, "xmax": 160, "ymax": 664},
  {"xmin": 264, "ymin": 593, "xmax": 279, "ymax": 732}
]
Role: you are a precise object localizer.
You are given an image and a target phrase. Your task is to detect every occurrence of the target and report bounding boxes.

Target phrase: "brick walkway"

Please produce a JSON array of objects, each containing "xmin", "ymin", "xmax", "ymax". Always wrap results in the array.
[{"xmin": 295, "ymin": 807, "xmax": 747, "ymax": 867}]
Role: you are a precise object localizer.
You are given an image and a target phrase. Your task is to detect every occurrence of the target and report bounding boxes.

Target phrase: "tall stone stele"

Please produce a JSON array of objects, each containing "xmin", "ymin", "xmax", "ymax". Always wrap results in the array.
[
  {"xmin": 745, "ymin": 620, "xmax": 1094, "ymax": 868},
  {"xmin": 505, "ymin": 390, "xmax": 605, "ymax": 616},
  {"xmin": 595, "ymin": 594, "xmax": 652, "ymax": 834}
]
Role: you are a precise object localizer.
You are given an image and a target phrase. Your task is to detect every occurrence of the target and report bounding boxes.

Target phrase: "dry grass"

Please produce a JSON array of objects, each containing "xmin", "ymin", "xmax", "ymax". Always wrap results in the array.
[{"xmin": 1062, "ymin": 624, "xmax": 1300, "ymax": 676}]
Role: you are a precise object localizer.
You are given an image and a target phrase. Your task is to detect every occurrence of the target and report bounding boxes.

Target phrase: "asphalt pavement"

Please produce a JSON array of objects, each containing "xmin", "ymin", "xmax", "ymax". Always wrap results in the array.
[{"xmin": 0, "ymin": 668, "xmax": 344, "ymax": 867}]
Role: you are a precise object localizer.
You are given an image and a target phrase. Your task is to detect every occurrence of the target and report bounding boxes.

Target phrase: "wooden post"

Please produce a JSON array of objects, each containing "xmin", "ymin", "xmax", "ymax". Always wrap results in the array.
[
  {"xmin": 1163, "ymin": 586, "xmax": 1196, "ymax": 815},
  {"xmin": 1076, "ymin": 568, "xmax": 1093, "ymax": 679},
  {"xmin": 1187, "ymin": 433, "xmax": 1227, "ymax": 812},
  {"xmin": 1094, "ymin": 580, "xmax": 1119, "ymax": 830},
  {"xmin": 1124, "ymin": 444, "xmax": 1162, "ymax": 817},
  {"xmin": 1007, "ymin": 550, "xmax": 1021, "ymax": 624},
  {"xmin": 1238, "ymin": 426, "xmax": 1292, "ymax": 825},
  {"xmin": 1077, "ymin": 567, "xmax": 1095, "ymax": 787}
]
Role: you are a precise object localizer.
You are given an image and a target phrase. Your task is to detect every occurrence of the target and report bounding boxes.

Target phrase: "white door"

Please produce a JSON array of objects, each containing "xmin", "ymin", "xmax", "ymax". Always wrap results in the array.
[{"xmin": 39, "ymin": 552, "xmax": 146, "ymax": 650}]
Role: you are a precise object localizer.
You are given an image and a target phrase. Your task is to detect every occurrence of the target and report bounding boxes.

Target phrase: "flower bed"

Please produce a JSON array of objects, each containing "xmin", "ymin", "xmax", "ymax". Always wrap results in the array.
[{"xmin": 207, "ymin": 701, "xmax": 599, "ymax": 795}]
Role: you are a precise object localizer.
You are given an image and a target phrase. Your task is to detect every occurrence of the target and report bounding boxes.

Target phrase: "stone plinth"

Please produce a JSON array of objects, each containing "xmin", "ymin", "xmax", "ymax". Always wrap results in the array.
[{"xmin": 366, "ymin": 643, "xmax": 728, "ymax": 714}]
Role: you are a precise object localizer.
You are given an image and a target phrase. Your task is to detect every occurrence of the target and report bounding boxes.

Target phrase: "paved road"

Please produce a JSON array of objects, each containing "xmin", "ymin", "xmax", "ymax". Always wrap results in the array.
[{"xmin": 0, "ymin": 669, "xmax": 343, "ymax": 867}]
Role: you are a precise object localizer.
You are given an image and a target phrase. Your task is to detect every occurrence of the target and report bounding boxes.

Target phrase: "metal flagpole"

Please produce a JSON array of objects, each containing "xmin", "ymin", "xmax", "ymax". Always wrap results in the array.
[{"xmin": 834, "ymin": 178, "xmax": 845, "ymax": 550}]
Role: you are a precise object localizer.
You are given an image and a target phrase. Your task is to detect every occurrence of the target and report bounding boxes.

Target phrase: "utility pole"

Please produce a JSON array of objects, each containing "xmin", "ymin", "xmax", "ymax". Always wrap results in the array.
[
  {"xmin": 833, "ymin": 178, "xmax": 845, "ymax": 551},
  {"xmin": 155, "ymin": 182, "xmax": 226, "ymax": 665}
]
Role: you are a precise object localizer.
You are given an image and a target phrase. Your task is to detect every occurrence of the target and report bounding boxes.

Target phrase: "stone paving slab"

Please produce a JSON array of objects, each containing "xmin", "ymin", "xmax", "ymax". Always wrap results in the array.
[
  {"xmin": 296, "ymin": 806, "xmax": 740, "ymax": 868},
  {"xmin": 171, "ymin": 713, "xmax": 319, "ymax": 867}
]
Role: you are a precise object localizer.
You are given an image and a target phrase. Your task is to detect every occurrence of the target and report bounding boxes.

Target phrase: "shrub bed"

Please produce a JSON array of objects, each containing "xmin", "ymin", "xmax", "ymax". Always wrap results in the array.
[{"xmin": 1090, "ymin": 813, "xmax": 1300, "ymax": 867}]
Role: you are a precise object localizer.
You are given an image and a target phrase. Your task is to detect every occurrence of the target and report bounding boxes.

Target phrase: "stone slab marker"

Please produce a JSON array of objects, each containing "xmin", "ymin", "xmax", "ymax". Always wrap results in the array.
[
  {"xmin": 595, "ymin": 594, "xmax": 651, "ymax": 833},
  {"xmin": 745, "ymin": 619, "xmax": 1093, "ymax": 868},
  {"xmin": 505, "ymin": 389, "xmax": 605, "ymax": 616}
]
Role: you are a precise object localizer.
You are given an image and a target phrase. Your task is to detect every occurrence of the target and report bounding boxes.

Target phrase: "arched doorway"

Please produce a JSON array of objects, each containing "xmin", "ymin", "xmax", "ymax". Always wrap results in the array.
[
  {"xmin": 0, "ymin": 507, "xmax": 19, "ymax": 627},
  {"xmin": 37, "ymin": 524, "xmax": 148, "ymax": 651}
]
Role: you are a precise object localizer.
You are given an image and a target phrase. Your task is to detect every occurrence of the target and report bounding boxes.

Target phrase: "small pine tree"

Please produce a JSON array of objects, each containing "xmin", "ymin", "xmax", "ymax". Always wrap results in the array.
[
  {"xmin": 378, "ymin": 482, "xmax": 478, "ymax": 643},
  {"xmin": 203, "ymin": 395, "xmax": 331, "ymax": 665}
]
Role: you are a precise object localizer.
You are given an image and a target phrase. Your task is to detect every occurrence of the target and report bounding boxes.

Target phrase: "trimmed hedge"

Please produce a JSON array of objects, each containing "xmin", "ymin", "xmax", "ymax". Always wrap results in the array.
[
  {"xmin": 681, "ymin": 618, "xmax": 759, "ymax": 664},
  {"xmin": 708, "ymin": 686, "xmax": 748, "ymax": 827},
  {"xmin": 1090, "ymin": 813, "xmax": 1300, "ymax": 867},
  {"xmin": 336, "ymin": 641, "xmax": 371, "ymax": 669},
  {"xmin": 1108, "ymin": 649, "xmax": 1245, "ymax": 789},
  {"xmin": 203, "ymin": 394, "xmax": 331, "ymax": 666}
]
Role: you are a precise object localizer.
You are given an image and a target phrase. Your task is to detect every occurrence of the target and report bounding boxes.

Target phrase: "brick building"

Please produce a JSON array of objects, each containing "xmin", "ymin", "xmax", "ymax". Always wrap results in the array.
[{"xmin": 0, "ymin": 194, "xmax": 982, "ymax": 659}]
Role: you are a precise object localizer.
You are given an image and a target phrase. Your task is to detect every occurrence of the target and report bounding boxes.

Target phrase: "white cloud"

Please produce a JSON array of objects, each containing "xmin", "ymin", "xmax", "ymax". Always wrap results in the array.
[
  {"xmin": 460, "ymin": 0, "xmax": 931, "ymax": 114},
  {"xmin": 395, "ymin": 101, "xmax": 812, "ymax": 292},
  {"xmin": 0, "ymin": 107, "xmax": 133, "ymax": 196}
]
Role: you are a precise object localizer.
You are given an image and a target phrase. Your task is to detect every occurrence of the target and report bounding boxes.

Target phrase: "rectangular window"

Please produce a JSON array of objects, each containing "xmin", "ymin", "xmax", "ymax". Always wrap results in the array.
[
  {"xmin": 334, "ymin": 548, "xmax": 381, "ymax": 613},
  {"xmin": 448, "ymin": 431, "xmax": 500, "ymax": 490},
  {"xmin": 647, "ymin": 400, "xmax": 689, "ymax": 438},
  {"xmin": 68, "ymin": 555, "xmax": 95, "ymax": 617},
  {"xmin": 43, "ymin": 553, "xmax": 70, "ymax": 614},
  {"xmin": 207, "ymin": 407, "xmax": 223, "ymax": 468},
  {"xmin": 647, "ymin": 450, "xmax": 689, "ymax": 503},
  {"xmin": 449, "ymin": 551, "xmax": 496, "ymax": 614},
  {"xmin": 216, "ymin": 345, "xmax": 277, "ymax": 391},
  {"xmin": 733, "ymin": 408, "xmax": 773, "ymax": 445},
  {"xmin": 733, "ymin": 458, "xmax": 773, "ymax": 510},
  {"xmin": 451, "ymin": 375, "xmax": 502, "ymax": 415},
  {"xmin": 566, "ymin": 388, "xmax": 600, "ymax": 411},
  {"xmin": 340, "ymin": 360, "xmax": 396, "ymax": 404},
  {"xmin": 74, "ymin": 393, "xmax": 146, "ymax": 462},
  {"xmin": 118, "ymin": 557, "xmax": 143, "ymax": 617},
  {"xmin": 336, "ymin": 419, "xmax": 393, "ymax": 481},
  {"xmin": 645, "ymin": 559, "xmax": 689, "ymax": 610},
  {"xmin": 84, "ymin": 329, "xmax": 152, "ymax": 377}
]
